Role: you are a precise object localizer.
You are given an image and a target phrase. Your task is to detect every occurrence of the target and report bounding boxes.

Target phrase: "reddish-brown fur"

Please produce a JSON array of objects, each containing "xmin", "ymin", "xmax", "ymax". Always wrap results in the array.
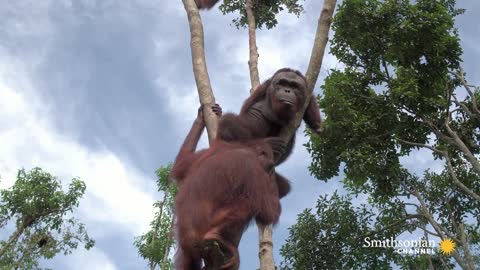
[
  {"xmin": 194, "ymin": 0, "xmax": 221, "ymax": 9},
  {"xmin": 170, "ymin": 110, "xmax": 281, "ymax": 270},
  {"xmin": 217, "ymin": 68, "xmax": 323, "ymax": 198}
]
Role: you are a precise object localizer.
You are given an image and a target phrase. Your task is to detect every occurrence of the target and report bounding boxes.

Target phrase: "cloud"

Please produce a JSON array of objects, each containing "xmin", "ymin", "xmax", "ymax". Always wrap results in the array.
[
  {"xmin": 42, "ymin": 247, "xmax": 117, "ymax": 270},
  {"xmin": 0, "ymin": 39, "xmax": 156, "ymax": 267}
]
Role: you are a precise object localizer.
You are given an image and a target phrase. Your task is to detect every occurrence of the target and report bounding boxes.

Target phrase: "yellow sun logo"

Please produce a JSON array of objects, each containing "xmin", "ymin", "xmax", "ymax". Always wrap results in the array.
[{"xmin": 440, "ymin": 238, "xmax": 456, "ymax": 255}]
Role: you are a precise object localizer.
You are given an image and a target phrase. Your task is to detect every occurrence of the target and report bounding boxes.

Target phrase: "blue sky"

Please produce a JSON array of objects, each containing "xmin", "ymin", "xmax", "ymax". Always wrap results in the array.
[{"xmin": 0, "ymin": 0, "xmax": 479, "ymax": 269}]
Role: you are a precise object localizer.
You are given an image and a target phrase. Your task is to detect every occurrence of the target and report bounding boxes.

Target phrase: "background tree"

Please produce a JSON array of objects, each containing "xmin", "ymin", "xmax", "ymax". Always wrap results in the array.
[
  {"xmin": 280, "ymin": 191, "xmax": 457, "ymax": 269},
  {"xmin": 134, "ymin": 164, "xmax": 177, "ymax": 270},
  {"xmin": 282, "ymin": 0, "xmax": 480, "ymax": 269},
  {"xmin": 0, "ymin": 167, "xmax": 94, "ymax": 269},
  {"xmin": 219, "ymin": 0, "xmax": 305, "ymax": 30}
]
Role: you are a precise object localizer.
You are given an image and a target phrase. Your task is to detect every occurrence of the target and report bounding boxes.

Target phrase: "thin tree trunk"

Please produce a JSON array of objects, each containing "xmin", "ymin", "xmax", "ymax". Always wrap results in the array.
[
  {"xmin": 246, "ymin": 0, "xmax": 260, "ymax": 91},
  {"xmin": 245, "ymin": 1, "xmax": 275, "ymax": 269},
  {"xmin": 155, "ymin": 195, "xmax": 166, "ymax": 269},
  {"xmin": 149, "ymin": 202, "xmax": 163, "ymax": 270},
  {"xmin": 257, "ymin": 224, "xmax": 275, "ymax": 270},
  {"xmin": 182, "ymin": 0, "xmax": 219, "ymax": 143},
  {"xmin": 278, "ymin": 0, "xmax": 336, "ymax": 142},
  {"xmin": 162, "ymin": 213, "xmax": 176, "ymax": 268}
]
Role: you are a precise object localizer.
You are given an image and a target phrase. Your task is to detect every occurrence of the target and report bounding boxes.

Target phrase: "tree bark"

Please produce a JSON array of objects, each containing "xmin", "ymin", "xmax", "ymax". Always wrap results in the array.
[
  {"xmin": 278, "ymin": 0, "xmax": 337, "ymax": 142},
  {"xmin": 444, "ymin": 122, "xmax": 480, "ymax": 176},
  {"xmin": 245, "ymin": 1, "xmax": 275, "ymax": 269},
  {"xmin": 257, "ymin": 224, "xmax": 275, "ymax": 270},
  {"xmin": 182, "ymin": 0, "xmax": 219, "ymax": 143},
  {"xmin": 246, "ymin": 0, "xmax": 261, "ymax": 91}
]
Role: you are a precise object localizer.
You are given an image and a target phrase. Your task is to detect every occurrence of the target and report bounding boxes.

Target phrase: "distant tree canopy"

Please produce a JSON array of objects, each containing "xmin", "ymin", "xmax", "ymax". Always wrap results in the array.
[
  {"xmin": 280, "ymin": 192, "xmax": 454, "ymax": 269},
  {"xmin": 134, "ymin": 164, "xmax": 177, "ymax": 270},
  {"xmin": 282, "ymin": 0, "xmax": 479, "ymax": 269},
  {"xmin": 0, "ymin": 167, "xmax": 94, "ymax": 269},
  {"xmin": 219, "ymin": 0, "xmax": 306, "ymax": 29}
]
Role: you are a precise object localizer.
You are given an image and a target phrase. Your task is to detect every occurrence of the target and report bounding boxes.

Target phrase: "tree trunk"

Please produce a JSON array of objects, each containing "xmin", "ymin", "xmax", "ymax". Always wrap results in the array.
[
  {"xmin": 245, "ymin": 1, "xmax": 275, "ymax": 269},
  {"xmin": 257, "ymin": 223, "xmax": 275, "ymax": 270},
  {"xmin": 246, "ymin": 0, "xmax": 260, "ymax": 91},
  {"xmin": 162, "ymin": 213, "xmax": 176, "ymax": 268},
  {"xmin": 182, "ymin": 0, "xmax": 219, "ymax": 142}
]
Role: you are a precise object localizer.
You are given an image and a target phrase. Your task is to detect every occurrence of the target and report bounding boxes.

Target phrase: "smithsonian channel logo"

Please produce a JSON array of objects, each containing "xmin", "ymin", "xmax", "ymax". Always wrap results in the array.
[{"xmin": 363, "ymin": 237, "xmax": 456, "ymax": 255}]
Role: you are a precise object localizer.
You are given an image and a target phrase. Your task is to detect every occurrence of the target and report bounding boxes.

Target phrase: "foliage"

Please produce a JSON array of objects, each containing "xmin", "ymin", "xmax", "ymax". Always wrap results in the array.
[
  {"xmin": 308, "ymin": 0, "xmax": 464, "ymax": 193},
  {"xmin": 298, "ymin": 0, "xmax": 479, "ymax": 268},
  {"xmin": 0, "ymin": 167, "xmax": 94, "ymax": 269},
  {"xmin": 281, "ymin": 192, "xmax": 390, "ymax": 269},
  {"xmin": 280, "ymin": 192, "xmax": 454, "ymax": 270},
  {"xmin": 134, "ymin": 164, "xmax": 177, "ymax": 270},
  {"xmin": 218, "ymin": 0, "xmax": 305, "ymax": 29}
]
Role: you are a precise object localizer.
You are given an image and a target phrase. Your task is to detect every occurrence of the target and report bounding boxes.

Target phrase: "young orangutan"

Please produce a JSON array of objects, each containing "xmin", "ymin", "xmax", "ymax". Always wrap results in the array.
[{"xmin": 170, "ymin": 105, "xmax": 284, "ymax": 270}]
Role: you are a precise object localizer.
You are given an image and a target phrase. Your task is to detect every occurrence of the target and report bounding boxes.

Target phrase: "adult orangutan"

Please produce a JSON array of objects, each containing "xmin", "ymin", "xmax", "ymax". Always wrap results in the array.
[
  {"xmin": 217, "ymin": 68, "xmax": 323, "ymax": 198},
  {"xmin": 170, "ymin": 105, "xmax": 284, "ymax": 270}
]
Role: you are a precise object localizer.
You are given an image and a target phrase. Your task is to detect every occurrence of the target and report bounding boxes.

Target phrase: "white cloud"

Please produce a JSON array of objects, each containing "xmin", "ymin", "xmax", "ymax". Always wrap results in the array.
[
  {"xmin": 399, "ymin": 148, "xmax": 444, "ymax": 176},
  {"xmin": 0, "ymin": 40, "xmax": 156, "ymax": 267},
  {"xmin": 43, "ymin": 247, "xmax": 118, "ymax": 270}
]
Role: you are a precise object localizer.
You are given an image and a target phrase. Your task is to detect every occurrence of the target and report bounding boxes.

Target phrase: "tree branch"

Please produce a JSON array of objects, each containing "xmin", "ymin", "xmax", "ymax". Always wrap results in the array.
[
  {"xmin": 395, "ymin": 137, "xmax": 446, "ymax": 156},
  {"xmin": 458, "ymin": 223, "xmax": 477, "ymax": 270},
  {"xmin": 408, "ymin": 186, "xmax": 470, "ymax": 270},
  {"xmin": 359, "ymin": 214, "xmax": 424, "ymax": 239},
  {"xmin": 452, "ymin": 94, "xmax": 474, "ymax": 117},
  {"xmin": 0, "ymin": 205, "xmax": 70, "ymax": 258},
  {"xmin": 444, "ymin": 154, "xmax": 480, "ymax": 202},
  {"xmin": 0, "ymin": 220, "xmax": 29, "ymax": 258},
  {"xmin": 396, "ymin": 137, "xmax": 480, "ymax": 202},
  {"xmin": 245, "ymin": 1, "xmax": 275, "ymax": 268},
  {"xmin": 421, "ymin": 223, "xmax": 435, "ymax": 270},
  {"xmin": 444, "ymin": 122, "xmax": 480, "ymax": 175},
  {"xmin": 417, "ymin": 225, "xmax": 440, "ymax": 238},
  {"xmin": 182, "ymin": 0, "xmax": 219, "ymax": 143},
  {"xmin": 451, "ymin": 68, "xmax": 479, "ymax": 115},
  {"xmin": 246, "ymin": 0, "xmax": 260, "ymax": 91}
]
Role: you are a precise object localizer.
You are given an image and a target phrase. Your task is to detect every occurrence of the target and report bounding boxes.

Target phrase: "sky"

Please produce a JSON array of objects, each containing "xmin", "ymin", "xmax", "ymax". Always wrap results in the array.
[{"xmin": 0, "ymin": 0, "xmax": 479, "ymax": 269}]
